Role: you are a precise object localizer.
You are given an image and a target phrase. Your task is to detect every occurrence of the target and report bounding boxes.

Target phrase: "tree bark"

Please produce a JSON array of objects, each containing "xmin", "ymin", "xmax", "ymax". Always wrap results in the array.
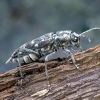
[{"xmin": 1, "ymin": 45, "xmax": 100, "ymax": 100}]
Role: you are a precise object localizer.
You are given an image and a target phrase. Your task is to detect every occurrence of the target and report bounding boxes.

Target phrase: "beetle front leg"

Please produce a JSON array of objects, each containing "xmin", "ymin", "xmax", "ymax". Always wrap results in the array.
[
  {"xmin": 64, "ymin": 49, "xmax": 81, "ymax": 71},
  {"xmin": 79, "ymin": 46, "xmax": 83, "ymax": 51}
]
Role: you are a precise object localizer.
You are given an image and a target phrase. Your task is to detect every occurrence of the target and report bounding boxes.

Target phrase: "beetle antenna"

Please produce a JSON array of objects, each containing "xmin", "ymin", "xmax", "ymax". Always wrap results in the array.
[
  {"xmin": 79, "ymin": 27, "xmax": 100, "ymax": 43},
  {"xmin": 81, "ymin": 35, "xmax": 91, "ymax": 42},
  {"xmin": 80, "ymin": 27, "xmax": 100, "ymax": 35}
]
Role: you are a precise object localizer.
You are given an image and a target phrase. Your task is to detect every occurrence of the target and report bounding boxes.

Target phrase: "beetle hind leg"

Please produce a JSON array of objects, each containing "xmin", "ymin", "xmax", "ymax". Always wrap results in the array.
[{"xmin": 18, "ymin": 49, "xmax": 23, "ymax": 89}]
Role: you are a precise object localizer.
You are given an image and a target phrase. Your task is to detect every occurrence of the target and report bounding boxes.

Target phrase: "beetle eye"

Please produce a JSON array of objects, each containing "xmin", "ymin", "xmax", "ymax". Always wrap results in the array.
[
  {"xmin": 71, "ymin": 33, "xmax": 78, "ymax": 42},
  {"xmin": 73, "ymin": 37, "xmax": 78, "ymax": 42},
  {"xmin": 74, "ymin": 37, "xmax": 78, "ymax": 41}
]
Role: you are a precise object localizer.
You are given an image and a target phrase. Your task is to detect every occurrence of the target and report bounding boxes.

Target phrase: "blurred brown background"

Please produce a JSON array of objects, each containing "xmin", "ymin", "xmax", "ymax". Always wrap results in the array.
[{"xmin": 0, "ymin": 0, "xmax": 100, "ymax": 73}]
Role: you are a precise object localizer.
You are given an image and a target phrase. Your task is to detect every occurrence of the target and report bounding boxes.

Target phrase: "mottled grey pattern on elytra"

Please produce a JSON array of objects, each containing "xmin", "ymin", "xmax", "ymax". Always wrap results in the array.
[
  {"xmin": 7, "ymin": 30, "xmax": 81, "ymax": 64},
  {"xmin": 6, "ymin": 26, "xmax": 95, "ymax": 66},
  {"xmin": 6, "ymin": 27, "xmax": 100, "ymax": 65}
]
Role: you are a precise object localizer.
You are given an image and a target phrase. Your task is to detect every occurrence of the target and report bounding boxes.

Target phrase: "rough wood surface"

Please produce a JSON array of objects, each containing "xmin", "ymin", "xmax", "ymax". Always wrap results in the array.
[{"xmin": 1, "ymin": 45, "xmax": 100, "ymax": 100}]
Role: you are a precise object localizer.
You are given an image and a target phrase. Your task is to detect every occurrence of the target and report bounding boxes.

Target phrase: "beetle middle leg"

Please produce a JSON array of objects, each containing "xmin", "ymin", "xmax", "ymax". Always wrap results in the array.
[
  {"xmin": 43, "ymin": 51, "xmax": 63, "ymax": 90},
  {"xmin": 44, "ymin": 52, "xmax": 56, "ymax": 90},
  {"xmin": 44, "ymin": 62, "xmax": 51, "ymax": 90}
]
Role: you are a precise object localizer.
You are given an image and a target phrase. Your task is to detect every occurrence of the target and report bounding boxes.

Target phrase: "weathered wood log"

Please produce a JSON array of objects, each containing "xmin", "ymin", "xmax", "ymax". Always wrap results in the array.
[{"xmin": 1, "ymin": 45, "xmax": 100, "ymax": 100}]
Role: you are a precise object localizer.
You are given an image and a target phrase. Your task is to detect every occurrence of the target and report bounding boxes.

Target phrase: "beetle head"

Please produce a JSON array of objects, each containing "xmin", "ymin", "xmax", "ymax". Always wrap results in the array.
[
  {"xmin": 71, "ymin": 27, "xmax": 100, "ymax": 50},
  {"xmin": 70, "ymin": 32, "xmax": 81, "ymax": 47}
]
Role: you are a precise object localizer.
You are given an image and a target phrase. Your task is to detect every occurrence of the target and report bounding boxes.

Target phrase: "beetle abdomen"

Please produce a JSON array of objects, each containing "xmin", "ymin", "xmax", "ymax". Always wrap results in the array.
[
  {"xmin": 19, "ymin": 53, "xmax": 38, "ymax": 64},
  {"xmin": 7, "ymin": 53, "xmax": 39, "ymax": 64}
]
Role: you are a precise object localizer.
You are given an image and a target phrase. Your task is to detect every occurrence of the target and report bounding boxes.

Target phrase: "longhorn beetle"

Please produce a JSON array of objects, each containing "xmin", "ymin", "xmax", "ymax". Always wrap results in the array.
[{"xmin": 6, "ymin": 27, "xmax": 100, "ymax": 90}]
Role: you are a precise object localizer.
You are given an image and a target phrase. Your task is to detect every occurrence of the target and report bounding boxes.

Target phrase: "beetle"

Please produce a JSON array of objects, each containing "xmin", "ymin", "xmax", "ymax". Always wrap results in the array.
[{"xmin": 6, "ymin": 27, "xmax": 100, "ymax": 89}]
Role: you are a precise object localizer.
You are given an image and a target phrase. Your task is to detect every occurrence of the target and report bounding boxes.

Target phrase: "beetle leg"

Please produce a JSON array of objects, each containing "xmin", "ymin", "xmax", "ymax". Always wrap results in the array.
[
  {"xmin": 44, "ymin": 51, "xmax": 59, "ymax": 90},
  {"xmin": 17, "ymin": 48, "xmax": 39, "ymax": 88},
  {"xmin": 44, "ymin": 62, "xmax": 51, "ymax": 90},
  {"xmin": 63, "ymin": 49, "xmax": 81, "ymax": 71},
  {"xmin": 79, "ymin": 46, "xmax": 83, "ymax": 51},
  {"xmin": 18, "ymin": 49, "xmax": 23, "ymax": 89}
]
